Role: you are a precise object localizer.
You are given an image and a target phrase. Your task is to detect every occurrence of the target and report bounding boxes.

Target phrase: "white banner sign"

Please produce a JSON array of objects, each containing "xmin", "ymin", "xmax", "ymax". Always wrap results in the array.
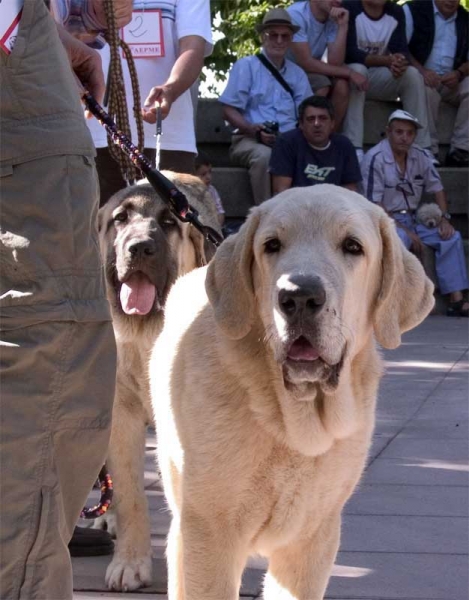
[{"xmin": 121, "ymin": 10, "xmax": 165, "ymax": 59}]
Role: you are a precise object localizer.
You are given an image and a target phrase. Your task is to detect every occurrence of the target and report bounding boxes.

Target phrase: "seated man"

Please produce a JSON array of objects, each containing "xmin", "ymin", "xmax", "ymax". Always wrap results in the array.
[
  {"xmin": 403, "ymin": 0, "xmax": 468, "ymax": 167},
  {"xmin": 270, "ymin": 95, "xmax": 362, "ymax": 194},
  {"xmin": 342, "ymin": 0, "xmax": 431, "ymax": 162},
  {"xmin": 219, "ymin": 8, "xmax": 311, "ymax": 205},
  {"xmin": 287, "ymin": 0, "xmax": 368, "ymax": 130},
  {"xmin": 361, "ymin": 109, "xmax": 468, "ymax": 317}
]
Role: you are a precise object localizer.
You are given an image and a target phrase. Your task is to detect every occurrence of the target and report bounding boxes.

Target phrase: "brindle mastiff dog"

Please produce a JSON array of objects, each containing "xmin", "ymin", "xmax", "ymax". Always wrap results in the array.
[{"xmin": 95, "ymin": 171, "xmax": 221, "ymax": 591}]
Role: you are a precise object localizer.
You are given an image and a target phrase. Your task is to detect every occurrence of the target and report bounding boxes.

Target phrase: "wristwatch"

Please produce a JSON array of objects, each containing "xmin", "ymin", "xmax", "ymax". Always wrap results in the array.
[{"xmin": 443, "ymin": 212, "xmax": 452, "ymax": 221}]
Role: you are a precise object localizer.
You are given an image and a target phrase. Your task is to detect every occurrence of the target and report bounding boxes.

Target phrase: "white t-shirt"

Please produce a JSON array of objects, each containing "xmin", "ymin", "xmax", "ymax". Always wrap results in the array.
[
  {"xmin": 355, "ymin": 12, "xmax": 399, "ymax": 56},
  {"xmin": 86, "ymin": 0, "xmax": 212, "ymax": 153}
]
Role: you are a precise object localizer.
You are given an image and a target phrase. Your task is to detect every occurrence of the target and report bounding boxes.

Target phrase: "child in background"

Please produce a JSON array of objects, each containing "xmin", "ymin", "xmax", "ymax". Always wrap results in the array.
[{"xmin": 195, "ymin": 152, "xmax": 225, "ymax": 227}]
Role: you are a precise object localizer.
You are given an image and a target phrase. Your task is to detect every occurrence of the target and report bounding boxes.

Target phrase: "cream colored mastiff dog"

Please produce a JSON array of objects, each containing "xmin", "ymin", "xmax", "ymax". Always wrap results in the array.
[{"xmin": 149, "ymin": 185, "xmax": 434, "ymax": 600}]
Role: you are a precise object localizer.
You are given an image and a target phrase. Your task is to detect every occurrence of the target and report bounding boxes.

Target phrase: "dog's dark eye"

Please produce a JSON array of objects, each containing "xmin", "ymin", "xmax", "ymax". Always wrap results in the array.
[
  {"xmin": 264, "ymin": 238, "xmax": 282, "ymax": 254},
  {"xmin": 161, "ymin": 217, "xmax": 177, "ymax": 229},
  {"xmin": 342, "ymin": 237, "xmax": 363, "ymax": 255},
  {"xmin": 114, "ymin": 211, "xmax": 128, "ymax": 223}
]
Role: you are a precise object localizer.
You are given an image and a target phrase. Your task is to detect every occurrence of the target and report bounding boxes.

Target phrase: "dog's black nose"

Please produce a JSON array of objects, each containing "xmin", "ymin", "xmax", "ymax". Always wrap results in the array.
[
  {"xmin": 128, "ymin": 239, "xmax": 157, "ymax": 258},
  {"xmin": 278, "ymin": 275, "xmax": 326, "ymax": 318}
]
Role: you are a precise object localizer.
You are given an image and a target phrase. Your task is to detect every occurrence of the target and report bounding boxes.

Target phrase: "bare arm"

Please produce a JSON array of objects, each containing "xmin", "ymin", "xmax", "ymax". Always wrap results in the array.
[
  {"xmin": 408, "ymin": 53, "xmax": 441, "ymax": 88},
  {"xmin": 290, "ymin": 41, "xmax": 351, "ymax": 78},
  {"xmin": 364, "ymin": 54, "xmax": 393, "ymax": 68},
  {"xmin": 272, "ymin": 175, "xmax": 293, "ymax": 196},
  {"xmin": 142, "ymin": 35, "xmax": 206, "ymax": 122},
  {"xmin": 56, "ymin": 23, "xmax": 105, "ymax": 106},
  {"xmin": 434, "ymin": 189, "xmax": 455, "ymax": 240},
  {"xmin": 221, "ymin": 105, "xmax": 259, "ymax": 137},
  {"xmin": 327, "ymin": 7, "xmax": 349, "ymax": 66},
  {"xmin": 342, "ymin": 182, "xmax": 358, "ymax": 192},
  {"xmin": 441, "ymin": 61, "xmax": 469, "ymax": 89}
]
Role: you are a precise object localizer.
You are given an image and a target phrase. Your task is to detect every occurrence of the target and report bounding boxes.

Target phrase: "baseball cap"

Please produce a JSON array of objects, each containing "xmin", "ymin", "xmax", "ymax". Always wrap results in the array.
[
  {"xmin": 255, "ymin": 8, "xmax": 300, "ymax": 34},
  {"xmin": 387, "ymin": 109, "xmax": 423, "ymax": 129}
]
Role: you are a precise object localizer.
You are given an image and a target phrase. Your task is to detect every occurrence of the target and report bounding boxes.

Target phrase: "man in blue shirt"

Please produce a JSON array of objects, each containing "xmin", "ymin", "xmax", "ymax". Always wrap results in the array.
[
  {"xmin": 403, "ymin": 0, "xmax": 468, "ymax": 167},
  {"xmin": 270, "ymin": 96, "xmax": 362, "ymax": 194},
  {"xmin": 219, "ymin": 8, "xmax": 311, "ymax": 205}
]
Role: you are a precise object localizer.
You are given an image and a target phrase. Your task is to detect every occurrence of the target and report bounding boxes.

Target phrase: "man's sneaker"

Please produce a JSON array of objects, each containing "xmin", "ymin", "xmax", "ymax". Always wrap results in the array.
[{"xmin": 445, "ymin": 148, "xmax": 469, "ymax": 168}]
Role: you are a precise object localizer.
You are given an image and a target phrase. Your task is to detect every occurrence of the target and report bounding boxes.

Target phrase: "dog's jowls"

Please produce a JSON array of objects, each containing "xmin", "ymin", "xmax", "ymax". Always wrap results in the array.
[
  {"xmin": 95, "ymin": 172, "xmax": 221, "ymax": 592},
  {"xmin": 149, "ymin": 185, "xmax": 434, "ymax": 600}
]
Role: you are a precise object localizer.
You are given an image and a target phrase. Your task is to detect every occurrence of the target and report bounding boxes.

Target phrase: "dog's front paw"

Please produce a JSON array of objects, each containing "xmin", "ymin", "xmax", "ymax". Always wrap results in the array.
[
  {"xmin": 105, "ymin": 553, "xmax": 152, "ymax": 591},
  {"xmin": 93, "ymin": 511, "xmax": 118, "ymax": 537}
]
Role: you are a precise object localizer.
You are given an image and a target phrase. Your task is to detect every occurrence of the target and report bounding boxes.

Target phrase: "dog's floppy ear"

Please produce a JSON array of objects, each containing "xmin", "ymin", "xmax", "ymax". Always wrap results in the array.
[
  {"xmin": 373, "ymin": 213, "xmax": 434, "ymax": 349},
  {"xmin": 205, "ymin": 209, "xmax": 261, "ymax": 339},
  {"xmin": 188, "ymin": 225, "xmax": 208, "ymax": 268}
]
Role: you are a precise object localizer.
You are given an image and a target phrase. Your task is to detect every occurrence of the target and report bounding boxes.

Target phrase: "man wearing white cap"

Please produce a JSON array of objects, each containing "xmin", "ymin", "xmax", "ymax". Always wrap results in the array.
[
  {"xmin": 219, "ymin": 8, "xmax": 312, "ymax": 204},
  {"xmin": 361, "ymin": 109, "xmax": 468, "ymax": 317}
]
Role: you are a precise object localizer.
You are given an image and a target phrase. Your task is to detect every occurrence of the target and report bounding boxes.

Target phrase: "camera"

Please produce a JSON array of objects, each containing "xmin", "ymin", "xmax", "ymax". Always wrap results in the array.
[
  {"xmin": 256, "ymin": 120, "xmax": 279, "ymax": 144},
  {"xmin": 261, "ymin": 121, "xmax": 279, "ymax": 135}
]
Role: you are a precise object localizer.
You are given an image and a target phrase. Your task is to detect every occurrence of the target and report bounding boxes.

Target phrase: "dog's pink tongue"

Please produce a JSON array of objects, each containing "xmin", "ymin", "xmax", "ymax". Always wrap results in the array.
[
  {"xmin": 120, "ymin": 273, "xmax": 156, "ymax": 315},
  {"xmin": 288, "ymin": 337, "xmax": 320, "ymax": 361}
]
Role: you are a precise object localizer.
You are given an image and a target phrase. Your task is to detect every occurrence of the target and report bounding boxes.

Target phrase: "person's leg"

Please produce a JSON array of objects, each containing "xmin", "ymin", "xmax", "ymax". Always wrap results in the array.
[
  {"xmin": 392, "ymin": 213, "xmax": 414, "ymax": 250},
  {"xmin": 330, "ymin": 77, "xmax": 349, "ymax": 132},
  {"xmin": 158, "ymin": 150, "xmax": 196, "ymax": 174},
  {"xmin": 0, "ymin": 321, "xmax": 115, "ymax": 599},
  {"xmin": 230, "ymin": 136, "xmax": 272, "ymax": 204},
  {"xmin": 0, "ymin": 154, "xmax": 116, "ymax": 600},
  {"xmin": 342, "ymin": 64, "xmax": 368, "ymax": 151},
  {"xmin": 396, "ymin": 66, "xmax": 431, "ymax": 149},
  {"xmin": 424, "ymin": 86, "xmax": 442, "ymax": 157},
  {"xmin": 442, "ymin": 77, "xmax": 469, "ymax": 165},
  {"xmin": 307, "ymin": 73, "xmax": 331, "ymax": 97},
  {"xmin": 416, "ymin": 224, "xmax": 469, "ymax": 311}
]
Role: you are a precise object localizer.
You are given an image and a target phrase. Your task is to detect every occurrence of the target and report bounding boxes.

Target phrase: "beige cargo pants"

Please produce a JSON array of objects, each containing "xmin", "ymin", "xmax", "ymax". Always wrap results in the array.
[{"xmin": 0, "ymin": 1, "xmax": 116, "ymax": 598}]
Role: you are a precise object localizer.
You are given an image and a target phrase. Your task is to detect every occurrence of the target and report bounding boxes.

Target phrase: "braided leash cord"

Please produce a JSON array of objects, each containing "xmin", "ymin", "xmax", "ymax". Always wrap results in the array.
[
  {"xmin": 83, "ymin": 92, "xmax": 222, "ymax": 248},
  {"xmin": 103, "ymin": 0, "xmax": 144, "ymax": 183}
]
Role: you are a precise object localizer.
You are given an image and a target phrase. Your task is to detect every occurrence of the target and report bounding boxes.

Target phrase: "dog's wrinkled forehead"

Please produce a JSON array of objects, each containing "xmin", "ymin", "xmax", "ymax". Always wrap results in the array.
[
  {"xmin": 113, "ymin": 186, "xmax": 169, "ymax": 218},
  {"xmin": 253, "ymin": 186, "xmax": 381, "ymax": 250}
]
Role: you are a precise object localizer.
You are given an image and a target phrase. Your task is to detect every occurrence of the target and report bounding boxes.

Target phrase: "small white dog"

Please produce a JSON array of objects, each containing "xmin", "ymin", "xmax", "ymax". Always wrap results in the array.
[{"xmin": 416, "ymin": 203, "xmax": 442, "ymax": 229}]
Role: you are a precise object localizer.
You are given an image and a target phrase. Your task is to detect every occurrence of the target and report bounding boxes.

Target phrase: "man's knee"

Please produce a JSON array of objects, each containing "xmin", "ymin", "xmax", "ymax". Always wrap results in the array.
[
  {"xmin": 347, "ymin": 63, "xmax": 368, "ymax": 77},
  {"xmin": 458, "ymin": 76, "xmax": 469, "ymax": 100},
  {"xmin": 402, "ymin": 65, "xmax": 424, "ymax": 86},
  {"xmin": 333, "ymin": 77, "xmax": 349, "ymax": 98},
  {"xmin": 249, "ymin": 144, "xmax": 272, "ymax": 169}
]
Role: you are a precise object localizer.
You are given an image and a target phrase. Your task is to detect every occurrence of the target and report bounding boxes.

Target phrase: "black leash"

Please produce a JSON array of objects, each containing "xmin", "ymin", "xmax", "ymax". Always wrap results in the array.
[{"xmin": 82, "ymin": 92, "xmax": 223, "ymax": 248}]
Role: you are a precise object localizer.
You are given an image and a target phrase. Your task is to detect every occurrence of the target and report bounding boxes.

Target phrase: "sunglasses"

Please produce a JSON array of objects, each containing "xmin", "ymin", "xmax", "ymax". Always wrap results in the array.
[{"xmin": 263, "ymin": 31, "xmax": 292, "ymax": 42}]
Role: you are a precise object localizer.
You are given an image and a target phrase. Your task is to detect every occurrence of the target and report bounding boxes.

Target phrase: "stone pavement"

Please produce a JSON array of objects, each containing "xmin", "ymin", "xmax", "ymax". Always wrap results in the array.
[{"xmin": 73, "ymin": 315, "xmax": 469, "ymax": 600}]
